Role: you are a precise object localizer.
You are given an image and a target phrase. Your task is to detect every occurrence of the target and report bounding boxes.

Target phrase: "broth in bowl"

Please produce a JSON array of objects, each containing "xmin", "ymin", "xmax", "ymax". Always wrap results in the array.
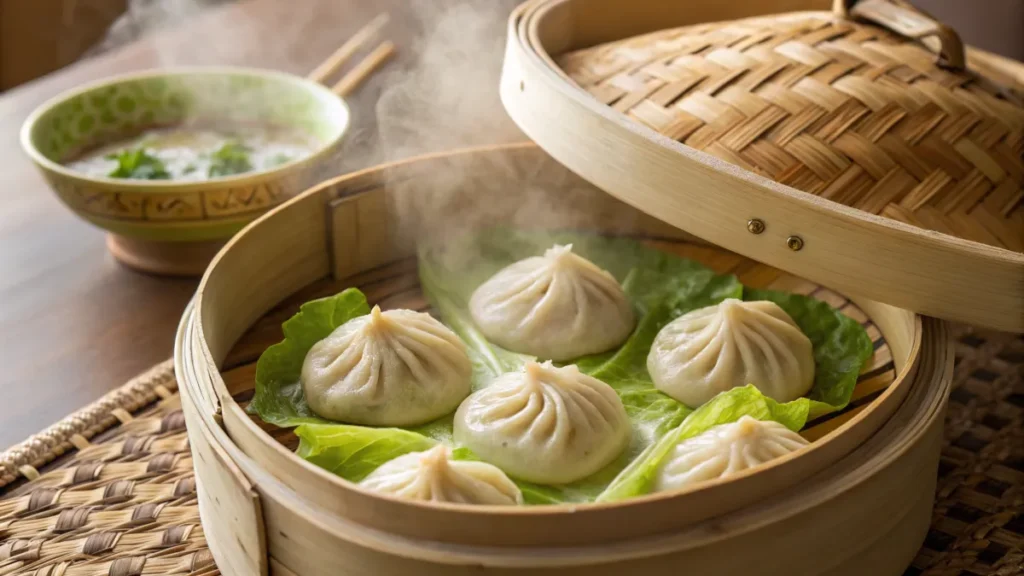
[{"xmin": 66, "ymin": 124, "xmax": 316, "ymax": 181}]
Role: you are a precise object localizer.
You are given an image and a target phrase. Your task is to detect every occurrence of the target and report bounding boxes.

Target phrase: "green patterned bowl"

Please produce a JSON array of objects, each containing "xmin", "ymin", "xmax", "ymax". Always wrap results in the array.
[{"xmin": 21, "ymin": 67, "xmax": 349, "ymax": 275}]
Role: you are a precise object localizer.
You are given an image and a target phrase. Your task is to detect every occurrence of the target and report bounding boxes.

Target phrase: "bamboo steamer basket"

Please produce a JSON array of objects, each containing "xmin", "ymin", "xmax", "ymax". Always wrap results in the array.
[
  {"xmin": 501, "ymin": 0, "xmax": 1024, "ymax": 332},
  {"xmin": 174, "ymin": 143, "xmax": 953, "ymax": 575}
]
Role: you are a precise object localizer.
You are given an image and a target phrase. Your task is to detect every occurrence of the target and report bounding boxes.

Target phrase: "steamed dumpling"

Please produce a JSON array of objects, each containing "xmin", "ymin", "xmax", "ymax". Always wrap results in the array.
[
  {"xmin": 360, "ymin": 445, "xmax": 522, "ymax": 505},
  {"xmin": 647, "ymin": 299, "xmax": 814, "ymax": 407},
  {"xmin": 469, "ymin": 244, "xmax": 634, "ymax": 361},
  {"xmin": 301, "ymin": 306, "xmax": 471, "ymax": 426},
  {"xmin": 655, "ymin": 415, "xmax": 809, "ymax": 492},
  {"xmin": 454, "ymin": 361, "xmax": 630, "ymax": 484}
]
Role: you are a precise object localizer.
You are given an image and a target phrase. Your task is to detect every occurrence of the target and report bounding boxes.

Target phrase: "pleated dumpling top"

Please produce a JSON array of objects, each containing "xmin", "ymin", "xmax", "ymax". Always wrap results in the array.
[
  {"xmin": 302, "ymin": 306, "xmax": 472, "ymax": 426},
  {"xmin": 469, "ymin": 244, "xmax": 634, "ymax": 361},
  {"xmin": 648, "ymin": 299, "xmax": 815, "ymax": 407},
  {"xmin": 655, "ymin": 415, "xmax": 810, "ymax": 492},
  {"xmin": 360, "ymin": 445, "xmax": 522, "ymax": 505}
]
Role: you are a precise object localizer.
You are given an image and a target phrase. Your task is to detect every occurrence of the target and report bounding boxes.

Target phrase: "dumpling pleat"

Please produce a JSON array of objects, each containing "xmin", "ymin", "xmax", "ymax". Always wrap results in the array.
[
  {"xmin": 654, "ymin": 416, "xmax": 811, "ymax": 493},
  {"xmin": 566, "ymin": 276, "xmax": 590, "ymax": 335},
  {"xmin": 517, "ymin": 272, "xmax": 560, "ymax": 329},
  {"xmin": 664, "ymin": 451, "xmax": 728, "ymax": 484},
  {"xmin": 665, "ymin": 316, "xmax": 712, "ymax": 379},
  {"xmin": 648, "ymin": 299, "xmax": 815, "ymax": 406},
  {"xmin": 469, "ymin": 245, "xmax": 635, "ymax": 361},
  {"xmin": 302, "ymin": 308, "xmax": 471, "ymax": 425},
  {"xmin": 482, "ymin": 386, "xmax": 538, "ymax": 431},
  {"xmin": 577, "ymin": 383, "xmax": 618, "ymax": 422},
  {"xmin": 388, "ymin": 336, "xmax": 432, "ymax": 383},
  {"xmin": 744, "ymin": 313, "xmax": 803, "ymax": 393},
  {"xmin": 536, "ymin": 384, "xmax": 570, "ymax": 450},
  {"xmin": 453, "ymin": 362, "xmax": 631, "ymax": 484},
  {"xmin": 561, "ymin": 384, "xmax": 603, "ymax": 439},
  {"xmin": 703, "ymin": 314, "xmax": 735, "ymax": 391},
  {"xmin": 732, "ymin": 320, "xmax": 774, "ymax": 391},
  {"xmin": 360, "ymin": 447, "xmax": 522, "ymax": 505}
]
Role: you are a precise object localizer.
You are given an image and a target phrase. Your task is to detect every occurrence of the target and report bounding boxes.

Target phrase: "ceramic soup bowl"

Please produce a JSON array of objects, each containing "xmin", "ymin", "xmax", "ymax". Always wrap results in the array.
[{"xmin": 21, "ymin": 67, "xmax": 349, "ymax": 275}]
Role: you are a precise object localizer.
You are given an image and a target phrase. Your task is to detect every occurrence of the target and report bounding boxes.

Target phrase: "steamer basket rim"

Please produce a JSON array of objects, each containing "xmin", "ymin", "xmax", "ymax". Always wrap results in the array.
[{"xmin": 188, "ymin": 143, "xmax": 928, "ymax": 521}]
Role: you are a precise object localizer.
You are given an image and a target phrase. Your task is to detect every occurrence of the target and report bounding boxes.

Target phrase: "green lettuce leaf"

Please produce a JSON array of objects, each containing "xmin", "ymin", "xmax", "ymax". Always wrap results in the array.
[
  {"xmin": 295, "ymin": 424, "xmax": 437, "ymax": 482},
  {"xmin": 248, "ymin": 288, "xmax": 370, "ymax": 427}
]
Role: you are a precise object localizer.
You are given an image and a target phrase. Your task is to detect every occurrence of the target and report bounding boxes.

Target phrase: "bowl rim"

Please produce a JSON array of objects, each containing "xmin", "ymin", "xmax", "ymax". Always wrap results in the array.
[{"xmin": 19, "ymin": 66, "xmax": 350, "ymax": 191}]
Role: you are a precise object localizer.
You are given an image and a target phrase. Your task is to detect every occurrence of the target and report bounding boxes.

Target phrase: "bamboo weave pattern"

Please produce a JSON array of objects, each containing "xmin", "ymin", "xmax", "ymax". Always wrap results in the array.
[
  {"xmin": 0, "ymin": 392, "xmax": 215, "ymax": 575},
  {"xmin": 559, "ymin": 13, "xmax": 1024, "ymax": 252}
]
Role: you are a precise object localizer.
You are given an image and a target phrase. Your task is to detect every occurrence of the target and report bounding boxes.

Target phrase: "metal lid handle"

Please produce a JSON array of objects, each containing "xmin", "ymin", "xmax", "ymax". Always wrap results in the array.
[{"xmin": 833, "ymin": 0, "xmax": 966, "ymax": 70}]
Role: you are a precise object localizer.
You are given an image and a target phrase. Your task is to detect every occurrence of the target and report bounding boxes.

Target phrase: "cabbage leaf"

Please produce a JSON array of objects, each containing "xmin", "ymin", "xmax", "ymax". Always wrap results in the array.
[
  {"xmin": 248, "ymin": 288, "xmax": 369, "ymax": 427},
  {"xmin": 295, "ymin": 423, "xmax": 437, "ymax": 482}
]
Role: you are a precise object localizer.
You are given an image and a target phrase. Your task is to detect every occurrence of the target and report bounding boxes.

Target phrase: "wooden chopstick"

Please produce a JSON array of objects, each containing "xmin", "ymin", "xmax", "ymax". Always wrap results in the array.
[
  {"xmin": 330, "ymin": 41, "xmax": 396, "ymax": 97},
  {"xmin": 307, "ymin": 13, "xmax": 390, "ymax": 84}
]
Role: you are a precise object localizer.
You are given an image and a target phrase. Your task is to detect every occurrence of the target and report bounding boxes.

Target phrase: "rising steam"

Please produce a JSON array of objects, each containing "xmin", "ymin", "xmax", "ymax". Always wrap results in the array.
[
  {"xmin": 375, "ymin": 0, "xmax": 525, "ymax": 160},
  {"xmin": 371, "ymin": 1, "xmax": 647, "ymax": 257},
  {"xmin": 86, "ymin": 0, "xmax": 650, "ymax": 257}
]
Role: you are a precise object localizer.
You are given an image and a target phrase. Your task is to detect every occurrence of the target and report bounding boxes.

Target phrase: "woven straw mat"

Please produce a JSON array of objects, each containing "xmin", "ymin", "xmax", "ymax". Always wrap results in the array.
[
  {"xmin": 559, "ymin": 13, "xmax": 1024, "ymax": 252},
  {"xmin": 1, "ymin": 327, "xmax": 1022, "ymax": 576}
]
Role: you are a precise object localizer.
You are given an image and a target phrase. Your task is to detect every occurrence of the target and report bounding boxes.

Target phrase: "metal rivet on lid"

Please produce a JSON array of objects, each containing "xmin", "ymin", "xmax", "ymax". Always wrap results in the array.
[
  {"xmin": 787, "ymin": 236, "xmax": 804, "ymax": 251},
  {"xmin": 746, "ymin": 219, "xmax": 765, "ymax": 234}
]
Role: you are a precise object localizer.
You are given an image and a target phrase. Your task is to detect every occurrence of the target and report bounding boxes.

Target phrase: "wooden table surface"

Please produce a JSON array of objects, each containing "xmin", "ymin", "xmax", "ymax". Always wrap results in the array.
[{"xmin": 0, "ymin": 0, "xmax": 522, "ymax": 448}]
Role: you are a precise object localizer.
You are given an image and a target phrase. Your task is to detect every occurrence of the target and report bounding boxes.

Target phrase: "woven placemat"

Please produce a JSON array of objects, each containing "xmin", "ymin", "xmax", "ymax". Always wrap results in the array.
[{"xmin": 1, "ymin": 327, "xmax": 1021, "ymax": 576}]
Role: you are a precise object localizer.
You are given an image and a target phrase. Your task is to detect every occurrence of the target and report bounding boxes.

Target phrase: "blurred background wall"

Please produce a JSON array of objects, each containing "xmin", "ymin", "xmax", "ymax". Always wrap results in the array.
[
  {"xmin": 1, "ymin": 0, "xmax": 1022, "ymax": 92},
  {"xmin": 0, "ymin": 0, "xmax": 228, "ymax": 91},
  {"xmin": 0, "ymin": 0, "xmax": 127, "ymax": 91}
]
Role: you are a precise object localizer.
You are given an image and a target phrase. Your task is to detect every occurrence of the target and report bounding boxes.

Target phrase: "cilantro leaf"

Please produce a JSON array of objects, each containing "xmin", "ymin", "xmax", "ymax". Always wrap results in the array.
[
  {"xmin": 106, "ymin": 148, "xmax": 171, "ymax": 180},
  {"xmin": 207, "ymin": 141, "xmax": 253, "ymax": 177}
]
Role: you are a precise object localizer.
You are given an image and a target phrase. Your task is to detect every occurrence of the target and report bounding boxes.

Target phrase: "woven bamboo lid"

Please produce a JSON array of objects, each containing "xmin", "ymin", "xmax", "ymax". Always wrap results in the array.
[{"xmin": 501, "ymin": 0, "xmax": 1024, "ymax": 332}]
